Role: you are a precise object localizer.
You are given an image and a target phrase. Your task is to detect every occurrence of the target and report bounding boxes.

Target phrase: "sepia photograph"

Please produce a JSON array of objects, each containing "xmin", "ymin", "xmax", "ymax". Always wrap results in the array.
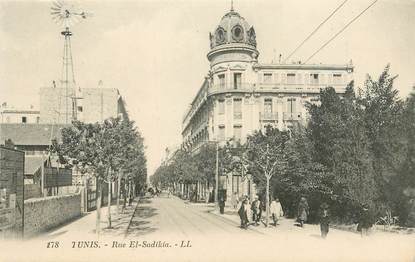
[{"xmin": 0, "ymin": 0, "xmax": 414, "ymax": 261}]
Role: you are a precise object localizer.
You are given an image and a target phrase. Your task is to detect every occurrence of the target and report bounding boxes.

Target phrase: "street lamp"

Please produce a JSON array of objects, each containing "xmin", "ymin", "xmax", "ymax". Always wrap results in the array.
[{"xmin": 207, "ymin": 139, "xmax": 219, "ymax": 209}]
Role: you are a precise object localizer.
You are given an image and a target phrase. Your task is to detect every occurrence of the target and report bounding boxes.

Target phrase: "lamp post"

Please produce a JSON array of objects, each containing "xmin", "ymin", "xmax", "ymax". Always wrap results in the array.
[
  {"xmin": 215, "ymin": 141, "xmax": 219, "ymax": 209},
  {"xmin": 206, "ymin": 139, "xmax": 220, "ymax": 209}
]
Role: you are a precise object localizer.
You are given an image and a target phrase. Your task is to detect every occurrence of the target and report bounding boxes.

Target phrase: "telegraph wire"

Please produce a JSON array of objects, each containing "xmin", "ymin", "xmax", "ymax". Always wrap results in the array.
[
  {"xmin": 303, "ymin": 0, "xmax": 379, "ymax": 64},
  {"xmin": 282, "ymin": 0, "xmax": 349, "ymax": 63}
]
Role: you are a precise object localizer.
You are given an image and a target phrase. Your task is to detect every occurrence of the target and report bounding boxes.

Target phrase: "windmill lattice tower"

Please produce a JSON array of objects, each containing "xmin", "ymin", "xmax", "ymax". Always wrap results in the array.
[{"xmin": 50, "ymin": 1, "xmax": 91, "ymax": 124}]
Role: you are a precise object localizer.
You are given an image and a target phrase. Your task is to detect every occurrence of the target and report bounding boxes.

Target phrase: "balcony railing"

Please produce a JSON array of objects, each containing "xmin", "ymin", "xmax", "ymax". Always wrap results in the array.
[
  {"xmin": 208, "ymin": 83, "xmax": 254, "ymax": 95},
  {"xmin": 259, "ymin": 112, "xmax": 278, "ymax": 121},
  {"xmin": 209, "ymin": 83, "xmax": 346, "ymax": 96},
  {"xmin": 283, "ymin": 112, "xmax": 302, "ymax": 121}
]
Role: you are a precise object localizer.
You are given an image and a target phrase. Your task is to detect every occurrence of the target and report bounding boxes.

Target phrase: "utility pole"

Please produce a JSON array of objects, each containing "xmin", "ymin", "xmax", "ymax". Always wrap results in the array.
[{"xmin": 215, "ymin": 141, "xmax": 219, "ymax": 209}]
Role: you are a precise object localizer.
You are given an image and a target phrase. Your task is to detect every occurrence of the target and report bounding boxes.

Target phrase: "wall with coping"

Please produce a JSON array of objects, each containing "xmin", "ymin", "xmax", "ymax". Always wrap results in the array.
[{"xmin": 24, "ymin": 193, "xmax": 81, "ymax": 237}]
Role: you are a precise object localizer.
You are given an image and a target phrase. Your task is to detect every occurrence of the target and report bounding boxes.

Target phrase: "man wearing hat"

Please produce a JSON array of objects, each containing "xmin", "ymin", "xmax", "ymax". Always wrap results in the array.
[
  {"xmin": 320, "ymin": 203, "xmax": 330, "ymax": 238},
  {"xmin": 358, "ymin": 203, "xmax": 373, "ymax": 236},
  {"xmin": 251, "ymin": 195, "xmax": 261, "ymax": 226}
]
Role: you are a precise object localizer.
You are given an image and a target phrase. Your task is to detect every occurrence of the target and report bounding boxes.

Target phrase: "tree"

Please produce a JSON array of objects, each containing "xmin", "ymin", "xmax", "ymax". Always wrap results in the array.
[
  {"xmin": 307, "ymin": 84, "xmax": 377, "ymax": 222},
  {"xmin": 54, "ymin": 117, "xmax": 146, "ymax": 233},
  {"xmin": 245, "ymin": 126, "xmax": 290, "ymax": 226},
  {"xmin": 279, "ymin": 125, "xmax": 328, "ymax": 219},
  {"xmin": 361, "ymin": 65, "xmax": 406, "ymax": 218}
]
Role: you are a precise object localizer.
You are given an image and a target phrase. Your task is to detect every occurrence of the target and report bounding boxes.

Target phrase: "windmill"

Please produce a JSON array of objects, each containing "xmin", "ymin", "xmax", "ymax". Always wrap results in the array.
[{"xmin": 50, "ymin": 1, "xmax": 92, "ymax": 124}]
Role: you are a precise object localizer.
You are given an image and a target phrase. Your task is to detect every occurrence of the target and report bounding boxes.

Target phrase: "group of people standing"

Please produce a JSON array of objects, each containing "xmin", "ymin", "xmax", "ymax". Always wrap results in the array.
[
  {"xmin": 237, "ymin": 195, "xmax": 283, "ymax": 229},
  {"xmin": 236, "ymin": 194, "xmax": 373, "ymax": 239}
]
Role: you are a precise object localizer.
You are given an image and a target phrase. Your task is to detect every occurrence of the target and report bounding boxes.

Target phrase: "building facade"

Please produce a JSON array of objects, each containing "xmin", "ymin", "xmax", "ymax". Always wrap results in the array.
[
  {"xmin": 0, "ymin": 146, "xmax": 24, "ymax": 239},
  {"xmin": 0, "ymin": 103, "xmax": 40, "ymax": 124},
  {"xmin": 39, "ymin": 87, "xmax": 128, "ymax": 124},
  {"xmin": 181, "ymin": 8, "xmax": 354, "ymax": 202}
]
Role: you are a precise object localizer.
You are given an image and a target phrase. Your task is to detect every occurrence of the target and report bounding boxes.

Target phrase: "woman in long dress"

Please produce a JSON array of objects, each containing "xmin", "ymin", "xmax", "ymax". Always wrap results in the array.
[{"xmin": 297, "ymin": 197, "xmax": 309, "ymax": 227}]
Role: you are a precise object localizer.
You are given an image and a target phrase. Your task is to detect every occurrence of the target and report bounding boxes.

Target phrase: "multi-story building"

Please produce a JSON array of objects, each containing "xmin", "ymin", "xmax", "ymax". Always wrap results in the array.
[
  {"xmin": 0, "ymin": 103, "xmax": 40, "ymax": 124},
  {"xmin": 39, "ymin": 86, "xmax": 128, "ymax": 124},
  {"xmin": 181, "ymin": 7, "xmax": 354, "ymax": 202}
]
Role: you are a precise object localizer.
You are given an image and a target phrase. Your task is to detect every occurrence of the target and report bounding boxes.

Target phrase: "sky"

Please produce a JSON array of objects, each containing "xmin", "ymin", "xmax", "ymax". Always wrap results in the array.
[{"xmin": 1, "ymin": 0, "xmax": 414, "ymax": 176}]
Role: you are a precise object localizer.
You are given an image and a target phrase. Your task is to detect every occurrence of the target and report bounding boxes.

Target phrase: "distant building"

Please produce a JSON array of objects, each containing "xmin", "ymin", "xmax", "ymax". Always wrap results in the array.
[
  {"xmin": 0, "ymin": 123, "xmax": 67, "ymax": 180},
  {"xmin": 181, "ymin": 7, "xmax": 354, "ymax": 203},
  {"xmin": 0, "ymin": 103, "xmax": 40, "ymax": 124},
  {"xmin": 0, "ymin": 146, "xmax": 24, "ymax": 238},
  {"xmin": 39, "ymin": 87, "xmax": 128, "ymax": 124}
]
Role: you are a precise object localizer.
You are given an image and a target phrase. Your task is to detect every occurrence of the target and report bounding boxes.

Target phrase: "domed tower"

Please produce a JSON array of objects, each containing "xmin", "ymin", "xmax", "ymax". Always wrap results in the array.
[{"xmin": 207, "ymin": 7, "xmax": 259, "ymax": 90}]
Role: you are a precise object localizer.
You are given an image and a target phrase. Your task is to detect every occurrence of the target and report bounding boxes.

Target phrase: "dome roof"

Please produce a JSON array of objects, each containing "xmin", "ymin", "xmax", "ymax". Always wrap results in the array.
[{"xmin": 209, "ymin": 9, "xmax": 257, "ymax": 49}]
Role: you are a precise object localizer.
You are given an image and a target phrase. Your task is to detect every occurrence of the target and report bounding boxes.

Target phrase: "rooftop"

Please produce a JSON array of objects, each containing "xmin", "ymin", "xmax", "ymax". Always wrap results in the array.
[{"xmin": 0, "ymin": 123, "xmax": 69, "ymax": 146}]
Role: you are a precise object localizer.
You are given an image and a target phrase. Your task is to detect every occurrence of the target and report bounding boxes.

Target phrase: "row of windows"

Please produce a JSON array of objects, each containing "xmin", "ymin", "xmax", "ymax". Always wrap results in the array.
[
  {"xmin": 3, "ymin": 116, "xmax": 40, "ymax": 123},
  {"xmin": 217, "ymin": 125, "xmax": 242, "ymax": 141},
  {"xmin": 262, "ymin": 72, "xmax": 343, "ymax": 85},
  {"xmin": 215, "ymin": 72, "xmax": 344, "ymax": 88},
  {"xmin": 217, "ymin": 97, "xmax": 317, "ymax": 117},
  {"xmin": 217, "ymin": 72, "xmax": 242, "ymax": 89}
]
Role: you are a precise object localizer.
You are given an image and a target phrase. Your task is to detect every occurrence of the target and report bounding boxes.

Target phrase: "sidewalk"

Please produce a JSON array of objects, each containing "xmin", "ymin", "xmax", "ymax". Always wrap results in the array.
[{"xmin": 37, "ymin": 197, "xmax": 140, "ymax": 240}]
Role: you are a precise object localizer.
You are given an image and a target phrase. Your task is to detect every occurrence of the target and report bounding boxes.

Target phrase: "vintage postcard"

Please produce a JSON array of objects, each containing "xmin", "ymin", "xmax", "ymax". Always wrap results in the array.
[{"xmin": 0, "ymin": 0, "xmax": 414, "ymax": 261}]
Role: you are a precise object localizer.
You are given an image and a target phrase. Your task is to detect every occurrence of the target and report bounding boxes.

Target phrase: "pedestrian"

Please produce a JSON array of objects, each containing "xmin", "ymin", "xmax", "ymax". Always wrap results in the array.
[
  {"xmin": 238, "ymin": 199, "xmax": 249, "ymax": 229},
  {"xmin": 358, "ymin": 203, "xmax": 373, "ymax": 237},
  {"xmin": 219, "ymin": 195, "xmax": 225, "ymax": 214},
  {"xmin": 205, "ymin": 190, "xmax": 210, "ymax": 205},
  {"xmin": 319, "ymin": 203, "xmax": 330, "ymax": 239},
  {"xmin": 270, "ymin": 197, "xmax": 283, "ymax": 226},
  {"xmin": 251, "ymin": 195, "xmax": 261, "ymax": 226},
  {"xmin": 231, "ymin": 193, "xmax": 239, "ymax": 210},
  {"xmin": 297, "ymin": 196, "xmax": 309, "ymax": 227}
]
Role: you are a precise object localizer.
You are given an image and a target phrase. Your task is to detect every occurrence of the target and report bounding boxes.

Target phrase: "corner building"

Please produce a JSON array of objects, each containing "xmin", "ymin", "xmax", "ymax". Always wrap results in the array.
[{"xmin": 181, "ymin": 8, "xmax": 354, "ymax": 201}]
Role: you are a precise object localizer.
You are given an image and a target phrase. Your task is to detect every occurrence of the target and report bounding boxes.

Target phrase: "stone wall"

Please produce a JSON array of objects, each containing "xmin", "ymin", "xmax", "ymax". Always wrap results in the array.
[{"xmin": 24, "ymin": 193, "xmax": 81, "ymax": 237}]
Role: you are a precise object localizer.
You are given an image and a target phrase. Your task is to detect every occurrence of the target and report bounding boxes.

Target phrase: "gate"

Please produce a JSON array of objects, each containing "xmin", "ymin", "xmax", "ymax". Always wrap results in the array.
[{"xmin": 86, "ymin": 189, "xmax": 96, "ymax": 212}]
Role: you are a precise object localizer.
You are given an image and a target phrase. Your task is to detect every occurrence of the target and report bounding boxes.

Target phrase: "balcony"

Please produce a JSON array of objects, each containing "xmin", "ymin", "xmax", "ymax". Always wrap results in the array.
[
  {"xmin": 283, "ymin": 112, "xmax": 302, "ymax": 121},
  {"xmin": 257, "ymin": 83, "xmax": 347, "ymax": 93},
  {"xmin": 208, "ymin": 83, "xmax": 347, "ymax": 97},
  {"xmin": 259, "ymin": 112, "xmax": 278, "ymax": 121},
  {"xmin": 208, "ymin": 83, "xmax": 254, "ymax": 96}
]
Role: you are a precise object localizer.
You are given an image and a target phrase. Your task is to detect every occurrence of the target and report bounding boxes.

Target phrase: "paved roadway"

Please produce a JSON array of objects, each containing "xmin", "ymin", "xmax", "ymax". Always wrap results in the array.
[
  {"xmin": 125, "ymin": 195, "xmax": 261, "ymax": 239},
  {"xmin": 125, "ymin": 195, "xmax": 415, "ymax": 262}
]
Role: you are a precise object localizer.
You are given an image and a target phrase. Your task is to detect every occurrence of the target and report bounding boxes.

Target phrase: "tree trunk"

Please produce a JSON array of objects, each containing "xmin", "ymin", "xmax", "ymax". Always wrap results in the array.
[
  {"xmin": 265, "ymin": 176, "xmax": 270, "ymax": 227},
  {"xmin": 107, "ymin": 169, "xmax": 112, "ymax": 228},
  {"xmin": 128, "ymin": 181, "xmax": 132, "ymax": 206},
  {"xmin": 96, "ymin": 177, "xmax": 101, "ymax": 235},
  {"xmin": 123, "ymin": 180, "xmax": 127, "ymax": 212},
  {"xmin": 116, "ymin": 170, "xmax": 122, "ymax": 215}
]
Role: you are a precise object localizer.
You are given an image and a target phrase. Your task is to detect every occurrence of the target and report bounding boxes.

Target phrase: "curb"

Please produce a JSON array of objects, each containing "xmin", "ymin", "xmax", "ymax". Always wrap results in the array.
[{"xmin": 123, "ymin": 197, "xmax": 141, "ymax": 238}]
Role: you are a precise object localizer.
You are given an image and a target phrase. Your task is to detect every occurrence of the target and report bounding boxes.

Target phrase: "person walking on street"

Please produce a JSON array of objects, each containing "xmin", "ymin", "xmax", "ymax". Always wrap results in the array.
[
  {"xmin": 270, "ymin": 197, "xmax": 283, "ymax": 226},
  {"xmin": 297, "ymin": 196, "xmax": 309, "ymax": 227},
  {"xmin": 251, "ymin": 195, "xmax": 261, "ymax": 226},
  {"xmin": 320, "ymin": 203, "xmax": 330, "ymax": 238},
  {"xmin": 219, "ymin": 195, "xmax": 225, "ymax": 214},
  {"xmin": 231, "ymin": 193, "xmax": 239, "ymax": 210},
  {"xmin": 358, "ymin": 204, "xmax": 373, "ymax": 237},
  {"xmin": 238, "ymin": 199, "xmax": 249, "ymax": 229}
]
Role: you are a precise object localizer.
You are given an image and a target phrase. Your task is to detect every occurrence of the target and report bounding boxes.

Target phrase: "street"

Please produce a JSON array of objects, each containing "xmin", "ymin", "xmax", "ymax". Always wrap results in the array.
[
  {"xmin": 2, "ymin": 195, "xmax": 413, "ymax": 262},
  {"xmin": 123, "ymin": 196, "xmax": 415, "ymax": 262},
  {"xmin": 125, "ymin": 196, "xmax": 262, "ymax": 239}
]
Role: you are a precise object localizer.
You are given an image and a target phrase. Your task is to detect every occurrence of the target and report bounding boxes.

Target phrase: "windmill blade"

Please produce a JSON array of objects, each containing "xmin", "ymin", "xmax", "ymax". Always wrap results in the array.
[
  {"xmin": 51, "ymin": 15, "xmax": 64, "ymax": 23},
  {"xmin": 81, "ymin": 11, "xmax": 93, "ymax": 18},
  {"xmin": 52, "ymin": 1, "xmax": 63, "ymax": 9}
]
